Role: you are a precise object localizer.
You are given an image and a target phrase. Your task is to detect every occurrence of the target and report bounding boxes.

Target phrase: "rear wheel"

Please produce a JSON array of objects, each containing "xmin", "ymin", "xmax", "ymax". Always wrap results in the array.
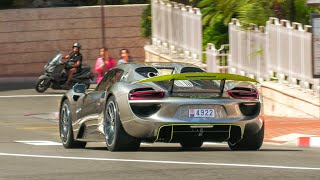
[
  {"xmin": 35, "ymin": 78, "xmax": 50, "ymax": 93},
  {"xmin": 104, "ymin": 96, "xmax": 140, "ymax": 151},
  {"xmin": 228, "ymin": 124, "xmax": 264, "ymax": 151},
  {"xmin": 59, "ymin": 100, "xmax": 86, "ymax": 148}
]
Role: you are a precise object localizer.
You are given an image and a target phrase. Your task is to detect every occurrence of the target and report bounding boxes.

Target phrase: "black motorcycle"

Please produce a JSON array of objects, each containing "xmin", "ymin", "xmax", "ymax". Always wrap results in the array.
[{"xmin": 35, "ymin": 51, "xmax": 93, "ymax": 93}]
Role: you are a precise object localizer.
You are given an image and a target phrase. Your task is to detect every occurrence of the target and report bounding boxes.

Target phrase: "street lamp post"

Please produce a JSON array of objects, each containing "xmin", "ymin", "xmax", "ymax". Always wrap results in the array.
[
  {"xmin": 307, "ymin": 0, "xmax": 320, "ymax": 78},
  {"xmin": 101, "ymin": 0, "xmax": 106, "ymax": 49}
]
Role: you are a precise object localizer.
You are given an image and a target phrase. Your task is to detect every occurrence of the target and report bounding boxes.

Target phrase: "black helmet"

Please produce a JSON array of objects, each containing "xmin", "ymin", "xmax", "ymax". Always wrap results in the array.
[{"xmin": 73, "ymin": 42, "xmax": 81, "ymax": 49}]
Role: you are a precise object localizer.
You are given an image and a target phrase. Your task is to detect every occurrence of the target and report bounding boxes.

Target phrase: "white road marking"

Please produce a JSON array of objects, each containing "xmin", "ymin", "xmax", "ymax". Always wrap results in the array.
[
  {"xmin": 0, "ymin": 95, "xmax": 63, "ymax": 98},
  {"xmin": 272, "ymin": 133, "xmax": 316, "ymax": 142},
  {"xmin": 15, "ymin": 141, "xmax": 62, "ymax": 146},
  {"xmin": 0, "ymin": 152, "xmax": 319, "ymax": 170}
]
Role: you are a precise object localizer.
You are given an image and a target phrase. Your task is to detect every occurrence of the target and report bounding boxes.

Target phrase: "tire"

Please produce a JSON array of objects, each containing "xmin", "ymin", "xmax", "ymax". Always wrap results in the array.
[
  {"xmin": 59, "ymin": 100, "xmax": 87, "ymax": 149},
  {"xmin": 35, "ymin": 78, "xmax": 51, "ymax": 93},
  {"xmin": 180, "ymin": 138, "xmax": 203, "ymax": 149},
  {"xmin": 104, "ymin": 96, "xmax": 140, "ymax": 151},
  {"xmin": 228, "ymin": 124, "xmax": 264, "ymax": 151}
]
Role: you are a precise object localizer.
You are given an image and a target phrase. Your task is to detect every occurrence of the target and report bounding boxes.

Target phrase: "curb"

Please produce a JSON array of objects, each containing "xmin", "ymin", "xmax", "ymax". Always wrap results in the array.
[
  {"xmin": 0, "ymin": 77, "xmax": 38, "ymax": 83},
  {"xmin": 298, "ymin": 137, "xmax": 320, "ymax": 148}
]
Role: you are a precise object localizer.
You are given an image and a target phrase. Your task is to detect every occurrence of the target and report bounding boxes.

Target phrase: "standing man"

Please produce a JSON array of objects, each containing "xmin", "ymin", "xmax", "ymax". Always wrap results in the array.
[
  {"xmin": 117, "ymin": 48, "xmax": 135, "ymax": 65},
  {"xmin": 63, "ymin": 42, "xmax": 83, "ymax": 86}
]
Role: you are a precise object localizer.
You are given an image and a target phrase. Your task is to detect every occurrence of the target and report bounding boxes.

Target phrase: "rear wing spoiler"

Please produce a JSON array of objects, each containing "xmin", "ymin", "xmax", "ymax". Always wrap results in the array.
[
  {"xmin": 133, "ymin": 73, "xmax": 259, "ymax": 84},
  {"xmin": 132, "ymin": 73, "xmax": 259, "ymax": 96}
]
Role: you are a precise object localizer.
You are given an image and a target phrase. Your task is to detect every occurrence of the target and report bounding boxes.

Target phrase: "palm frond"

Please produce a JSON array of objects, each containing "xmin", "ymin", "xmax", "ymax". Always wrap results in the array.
[{"xmin": 197, "ymin": 0, "xmax": 215, "ymax": 8}]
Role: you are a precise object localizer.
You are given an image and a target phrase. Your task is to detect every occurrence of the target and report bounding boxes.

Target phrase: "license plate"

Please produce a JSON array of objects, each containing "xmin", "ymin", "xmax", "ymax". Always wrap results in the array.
[{"xmin": 189, "ymin": 109, "xmax": 215, "ymax": 118}]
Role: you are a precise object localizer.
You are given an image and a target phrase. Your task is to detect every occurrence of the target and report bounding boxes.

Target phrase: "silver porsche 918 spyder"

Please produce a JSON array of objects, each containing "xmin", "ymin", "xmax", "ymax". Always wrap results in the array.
[{"xmin": 59, "ymin": 62, "xmax": 264, "ymax": 151}]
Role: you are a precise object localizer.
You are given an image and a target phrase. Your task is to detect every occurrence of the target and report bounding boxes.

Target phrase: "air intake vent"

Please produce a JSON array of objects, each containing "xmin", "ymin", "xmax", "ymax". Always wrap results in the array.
[{"xmin": 239, "ymin": 103, "xmax": 260, "ymax": 116}]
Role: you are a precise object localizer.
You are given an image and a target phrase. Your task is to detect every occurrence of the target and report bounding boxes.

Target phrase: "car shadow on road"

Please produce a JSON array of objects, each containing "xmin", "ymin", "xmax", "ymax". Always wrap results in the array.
[
  {"xmin": 84, "ymin": 146, "xmax": 303, "ymax": 152},
  {"xmin": 137, "ymin": 147, "xmax": 303, "ymax": 152}
]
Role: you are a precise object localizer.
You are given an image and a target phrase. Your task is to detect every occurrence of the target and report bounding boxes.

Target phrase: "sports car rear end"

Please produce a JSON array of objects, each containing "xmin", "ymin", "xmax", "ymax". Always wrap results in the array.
[{"xmin": 117, "ymin": 73, "xmax": 264, "ymax": 150}]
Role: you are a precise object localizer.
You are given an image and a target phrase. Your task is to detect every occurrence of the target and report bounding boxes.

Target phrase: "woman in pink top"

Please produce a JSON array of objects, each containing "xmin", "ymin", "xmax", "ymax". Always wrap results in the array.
[{"xmin": 94, "ymin": 48, "xmax": 116, "ymax": 84}]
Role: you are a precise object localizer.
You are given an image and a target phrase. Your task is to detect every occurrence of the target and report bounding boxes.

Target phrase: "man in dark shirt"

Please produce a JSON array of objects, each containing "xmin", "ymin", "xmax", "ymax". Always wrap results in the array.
[{"xmin": 63, "ymin": 42, "xmax": 83, "ymax": 86}]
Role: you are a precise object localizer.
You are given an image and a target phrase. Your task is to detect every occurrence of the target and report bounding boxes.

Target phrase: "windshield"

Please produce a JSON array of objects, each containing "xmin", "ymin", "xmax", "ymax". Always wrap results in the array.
[
  {"xmin": 154, "ymin": 79, "xmax": 222, "ymax": 98},
  {"xmin": 156, "ymin": 80, "xmax": 221, "ymax": 93},
  {"xmin": 47, "ymin": 52, "xmax": 63, "ymax": 65},
  {"xmin": 155, "ymin": 67, "xmax": 175, "ymax": 75},
  {"xmin": 44, "ymin": 52, "xmax": 64, "ymax": 72}
]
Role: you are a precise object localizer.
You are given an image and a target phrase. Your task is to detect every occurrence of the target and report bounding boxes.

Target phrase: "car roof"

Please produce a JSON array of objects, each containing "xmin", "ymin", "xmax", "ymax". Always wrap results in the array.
[
  {"xmin": 115, "ymin": 62, "xmax": 204, "ymax": 83},
  {"xmin": 115, "ymin": 62, "xmax": 202, "ymax": 71}
]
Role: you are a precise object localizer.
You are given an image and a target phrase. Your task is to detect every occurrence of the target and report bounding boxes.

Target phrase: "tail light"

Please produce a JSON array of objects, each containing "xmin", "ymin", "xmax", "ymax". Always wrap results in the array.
[
  {"xmin": 227, "ymin": 87, "xmax": 259, "ymax": 100},
  {"xmin": 129, "ymin": 88, "xmax": 164, "ymax": 117},
  {"xmin": 227, "ymin": 87, "xmax": 261, "ymax": 116},
  {"xmin": 129, "ymin": 88, "xmax": 165, "ymax": 100}
]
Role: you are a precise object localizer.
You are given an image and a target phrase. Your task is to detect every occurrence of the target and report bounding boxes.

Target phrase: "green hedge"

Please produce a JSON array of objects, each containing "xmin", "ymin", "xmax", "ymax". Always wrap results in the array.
[{"xmin": 141, "ymin": 4, "xmax": 152, "ymax": 38}]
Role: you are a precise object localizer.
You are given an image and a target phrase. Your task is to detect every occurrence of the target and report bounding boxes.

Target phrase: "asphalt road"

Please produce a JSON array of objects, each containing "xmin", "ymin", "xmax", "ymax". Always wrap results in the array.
[{"xmin": 0, "ymin": 87, "xmax": 319, "ymax": 179}]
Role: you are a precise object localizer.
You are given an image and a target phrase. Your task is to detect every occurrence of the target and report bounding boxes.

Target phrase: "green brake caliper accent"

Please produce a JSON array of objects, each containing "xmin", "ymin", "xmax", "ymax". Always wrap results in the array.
[
  {"xmin": 154, "ymin": 124, "xmax": 244, "ymax": 143},
  {"xmin": 169, "ymin": 126, "xmax": 174, "ymax": 142}
]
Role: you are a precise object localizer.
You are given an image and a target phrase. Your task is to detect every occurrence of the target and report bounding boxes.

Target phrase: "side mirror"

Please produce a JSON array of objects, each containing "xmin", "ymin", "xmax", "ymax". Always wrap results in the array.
[
  {"xmin": 101, "ymin": 92, "xmax": 106, "ymax": 99},
  {"xmin": 73, "ymin": 84, "xmax": 86, "ymax": 94}
]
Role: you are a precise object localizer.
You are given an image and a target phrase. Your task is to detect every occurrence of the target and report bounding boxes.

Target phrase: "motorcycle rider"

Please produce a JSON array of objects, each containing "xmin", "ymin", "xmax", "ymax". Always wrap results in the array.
[{"xmin": 62, "ymin": 42, "xmax": 83, "ymax": 86}]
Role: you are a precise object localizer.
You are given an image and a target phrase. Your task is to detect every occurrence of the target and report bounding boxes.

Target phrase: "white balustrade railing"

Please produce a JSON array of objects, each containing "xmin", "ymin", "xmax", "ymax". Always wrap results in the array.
[
  {"xmin": 206, "ymin": 43, "xmax": 229, "ymax": 73},
  {"xmin": 228, "ymin": 17, "xmax": 320, "ymax": 93},
  {"xmin": 150, "ymin": 1, "xmax": 319, "ymax": 95},
  {"xmin": 151, "ymin": 0, "xmax": 202, "ymax": 61}
]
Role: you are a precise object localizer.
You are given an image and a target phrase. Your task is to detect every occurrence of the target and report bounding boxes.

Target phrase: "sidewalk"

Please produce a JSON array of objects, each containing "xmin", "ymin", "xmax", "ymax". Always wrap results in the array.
[
  {"xmin": 261, "ymin": 81, "xmax": 320, "ymax": 118},
  {"xmin": 264, "ymin": 116, "xmax": 320, "ymax": 148},
  {"xmin": 0, "ymin": 77, "xmax": 98, "ymax": 91},
  {"xmin": 260, "ymin": 81, "xmax": 320, "ymax": 148},
  {"xmin": 0, "ymin": 77, "xmax": 38, "ymax": 91}
]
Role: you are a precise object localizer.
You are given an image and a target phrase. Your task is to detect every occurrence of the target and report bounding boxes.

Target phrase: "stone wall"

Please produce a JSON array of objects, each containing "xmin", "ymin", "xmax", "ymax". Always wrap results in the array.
[{"xmin": 0, "ymin": 4, "xmax": 148, "ymax": 77}]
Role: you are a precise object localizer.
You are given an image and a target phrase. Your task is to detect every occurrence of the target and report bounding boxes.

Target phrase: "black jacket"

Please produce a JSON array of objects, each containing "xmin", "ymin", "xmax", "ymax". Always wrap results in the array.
[{"xmin": 67, "ymin": 51, "xmax": 83, "ymax": 69}]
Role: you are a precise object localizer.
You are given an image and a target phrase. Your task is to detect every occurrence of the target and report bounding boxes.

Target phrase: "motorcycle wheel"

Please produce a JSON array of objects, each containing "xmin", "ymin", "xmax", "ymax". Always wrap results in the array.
[{"xmin": 35, "ymin": 78, "xmax": 51, "ymax": 93}]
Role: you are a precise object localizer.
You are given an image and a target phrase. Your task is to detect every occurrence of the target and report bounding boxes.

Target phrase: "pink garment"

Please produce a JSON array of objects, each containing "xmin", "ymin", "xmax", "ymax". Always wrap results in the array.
[{"xmin": 94, "ymin": 57, "xmax": 116, "ymax": 84}]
